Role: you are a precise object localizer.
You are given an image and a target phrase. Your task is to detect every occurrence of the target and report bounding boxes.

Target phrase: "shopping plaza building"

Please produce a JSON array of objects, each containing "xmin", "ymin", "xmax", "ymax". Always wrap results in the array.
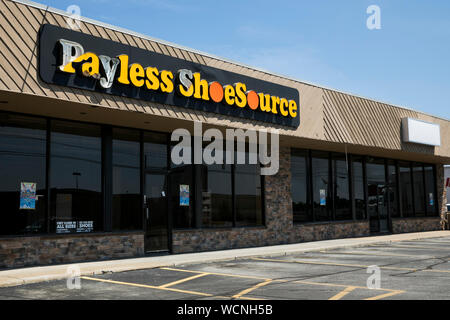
[{"xmin": 0, "ymin": 0, "xmax": 449, "ymax": 269}]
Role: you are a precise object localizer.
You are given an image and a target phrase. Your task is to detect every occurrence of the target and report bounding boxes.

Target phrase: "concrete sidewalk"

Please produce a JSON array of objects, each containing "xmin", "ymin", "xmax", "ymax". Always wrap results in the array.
[{"xmin": 1, "ymin": 230, "xmax": 449, "ymax": 288}]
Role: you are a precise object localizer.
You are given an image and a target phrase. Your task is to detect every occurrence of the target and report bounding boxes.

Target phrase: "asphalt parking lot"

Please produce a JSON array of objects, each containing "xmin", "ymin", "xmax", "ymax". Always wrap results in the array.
[{"xmin": 1, "ymin": 236, "xmax": 449, "ymax": 300}]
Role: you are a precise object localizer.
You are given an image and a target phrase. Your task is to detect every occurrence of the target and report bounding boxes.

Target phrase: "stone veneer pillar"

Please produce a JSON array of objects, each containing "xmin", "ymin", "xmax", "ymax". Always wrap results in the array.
[{"xmin": 437, "ymin": 164, "xmax": 448, "ymax": 230}]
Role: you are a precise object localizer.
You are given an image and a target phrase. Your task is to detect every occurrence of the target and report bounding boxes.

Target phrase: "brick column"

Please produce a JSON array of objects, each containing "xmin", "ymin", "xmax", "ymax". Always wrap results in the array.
[{"xmin": 263, "ymin": 145, "xmax": 294, "ymax": 243}]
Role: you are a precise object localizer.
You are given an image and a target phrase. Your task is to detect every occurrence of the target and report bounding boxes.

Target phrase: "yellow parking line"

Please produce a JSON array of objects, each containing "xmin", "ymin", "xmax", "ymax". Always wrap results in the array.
[
  {"xmin": 293, "ymin": 280, "xmax": 364, "ymax": 290},
  {"xmin": 159, "ymin": 273, "xmax": 209, "ymax": 288},
  {"xmin": 364, "ymin": 290, "xmax": 405, "ymax": 300},
  {"xmin": 252, "ymin": 257, "xmax": 368, "ymax": 268},
  {"xmin": 161, "ymin": 266, "xmax": 406, "ymax": 292},
  {"xmin": 251, "ymin": 257, "xmax": 450, "ymax": 274},
  {"xmin": 232, "ymin": 279, "xmax": 273, "ymax": 299},
  {"xmin": 81, "ymin": 275, "xmax": 267, "ymax": 300},
  {"xmin": 319, "ymin": 250, "xmax": 425, "ymax": 258},
  {"xmin": 328, "ymin": 286, "xmax": 357, "ymax": 300},
  {"xmin": 369, "ymin": 244, "xmax": 445, "ymax": 250},
  {"xmin": 159, "ymin": 267, "xmax": 411, "ymax": 300},
  {"xmin": 161, "ymin": 267, "xmax": 269, "ymax": 280},
  {"xmin": 80, "ymin": 276, "xmax": 212, "ymax": 297},
  {"xmin": 238, "ymin": 296, "xmax": 267, "ymax": 300}
]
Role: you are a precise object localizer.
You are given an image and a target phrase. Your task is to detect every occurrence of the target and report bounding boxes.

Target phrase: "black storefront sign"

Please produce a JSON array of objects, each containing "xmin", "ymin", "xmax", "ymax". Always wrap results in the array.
[{"xmin": 38, "ymin": 24, "xmax": 300, "ymax": 128}]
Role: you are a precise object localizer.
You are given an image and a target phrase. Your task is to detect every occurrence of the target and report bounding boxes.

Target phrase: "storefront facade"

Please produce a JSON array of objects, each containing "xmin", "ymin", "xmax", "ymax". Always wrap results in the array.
[{"xmin": 0, "ymin": 0, "xmax": 449, "ymax": 268}]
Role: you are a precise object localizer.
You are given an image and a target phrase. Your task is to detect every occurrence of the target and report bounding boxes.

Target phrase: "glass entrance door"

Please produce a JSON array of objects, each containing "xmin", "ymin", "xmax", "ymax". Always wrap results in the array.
[
  {"xmin": 144, "ymin": 173, "xmax": 168, "ymax": 252},
  {"xmin": 367, "ymin": 160, "xmax": 389, "ymax": 233}
]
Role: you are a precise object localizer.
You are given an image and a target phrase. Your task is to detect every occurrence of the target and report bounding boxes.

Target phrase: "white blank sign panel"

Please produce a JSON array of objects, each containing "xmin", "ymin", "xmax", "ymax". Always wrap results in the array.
[{"xmin": 402, "ymin": 118, "xmax": 441, "ymax": 146}]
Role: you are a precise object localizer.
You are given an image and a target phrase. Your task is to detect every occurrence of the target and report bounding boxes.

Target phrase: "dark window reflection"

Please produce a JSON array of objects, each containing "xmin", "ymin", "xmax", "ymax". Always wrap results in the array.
[
  {"xmin": 311, "ymin": 151, "xmax": 331, "ymax": 221},
  {"xmin": 0, "ymin": 114, "xmax": 47, "ymax": 235},
  {"xmin": 170, "ymin": 141, "xmax": 195, "ymax": 229},
  {"xmin": 50, "ymin": 120, "xmax": 102, "ymax": 233},
  {"xmin": 201, "ymin": 162, "xmax": 233, "ymax": 228},
  {"xmin": 235, "ymin": 151, "xmax": 262, "ymax": 227},
  {"xmin": 412, "ymin": 163, "xmax": 426, "ymax": 216},
  {"xmin": 399, "ymin": 162, "xmax": 414, "ymax": 217},
  {"xmin": 352, "ymin": 156, "xmax": 366, "ymax": 220},
  {"xmin": 424, "ymin": 165, "xmax": 437, "ymax": 216},
  {"xmin": 332, "ymin": 153, "xmax": 351, "ymax": 220},
  {"xmin": 144, "ymin": 132, "xmax": 167, "ymax": 170},
  {"xmin": 170, "ymin": 164, "xmax": 195, "ymax": 229},
  {"xmin": 112, "ymin": 129, "xmax": 141, "ymax": 231},
  {"xmin": 291, "ymin": 149, "xmax": 311, "ymax": 222},
  {"xmin": 387, "ymin": 160, "xmax": 399, "ymax": 217},
  {"xmin": 366, "ymin": 158, "xmax": 388, "ymax": 233},
  {"xmin": 145, "ymin": 173, "xmax": 168, "ymax": 251}
]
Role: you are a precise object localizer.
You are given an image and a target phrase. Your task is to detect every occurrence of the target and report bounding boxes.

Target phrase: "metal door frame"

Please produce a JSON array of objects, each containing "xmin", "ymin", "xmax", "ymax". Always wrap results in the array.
[
  {"xmin": 141, "ymin": 133, "xmax": 172, "ymax": 254},
  {"xmin": 367, "ymin": 160, "xmax": 392, "ymax": 234}
]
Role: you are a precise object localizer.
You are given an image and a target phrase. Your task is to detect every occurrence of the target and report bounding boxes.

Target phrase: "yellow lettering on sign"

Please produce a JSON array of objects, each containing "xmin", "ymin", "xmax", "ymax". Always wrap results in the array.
[
  {"xmin": 145, "ymin": 67, "xmax": 160, "ymax": 90},
  {"xmin": 271, "ymin": 96, "xmax": 280, "ymax": 114},
  {"xmin": 117, "ymin": 55, "xmax": 130, "ymax": 85},
  {"xmin": 129, "ymin": 63, "xmax": 145, "ymax": 87},
  {"xmin": 234, "ymin": 82, "xmax": 247, "ymax": 108},
  {"xmin": 160, "ymin": 70, "xmax": 174, "ymax": 93},
  {"xmin": 193, "ymin": 73, "xmax": 209, "ymax": 101},
  {"xmin": 178, "ymin": 82, "xmax": 194, "ymax": 97},
  {"xmin": 61, "ymin": 52, "xmax": 99, "ymax": 77},
  {"xmin": 56, "ymin": 43, "xmax": 300, "ymax": 120},
  {"xmin": 80, "ymin": 53, "xmax": 100, "ymax": 78},
  {"xmin": 224, "ymin": 85, "xmax": 235, "ymax": 105},
  {"xmin": 279, "ymin": 98, "xmax": 289, "ymax": 116},
  {"xmin": 289, "ymin": 100, "xmax": 298, "ymax": 118},
  {"xmin": 258, "ymin": 93, "xmax": 271, "ymax": 112}
]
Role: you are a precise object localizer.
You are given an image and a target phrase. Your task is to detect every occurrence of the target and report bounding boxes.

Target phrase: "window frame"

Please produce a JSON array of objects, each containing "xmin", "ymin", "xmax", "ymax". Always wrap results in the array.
[{"xmin": 290, "ymin": 147, "xmax": 440, "ymax": 225}]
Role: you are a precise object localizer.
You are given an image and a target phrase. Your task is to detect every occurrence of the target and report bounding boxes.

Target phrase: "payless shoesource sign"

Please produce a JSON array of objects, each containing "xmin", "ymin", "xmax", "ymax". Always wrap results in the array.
[{"xmin": 39, "ymin": 24, "xmax": 300, "ymax": 128}]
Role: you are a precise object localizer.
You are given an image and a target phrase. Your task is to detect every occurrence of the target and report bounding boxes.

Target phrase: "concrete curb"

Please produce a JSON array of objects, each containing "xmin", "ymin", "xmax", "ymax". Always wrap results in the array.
[{"xmin": 1, "ymin": 230, "xmax": 449, "ymax": 288}]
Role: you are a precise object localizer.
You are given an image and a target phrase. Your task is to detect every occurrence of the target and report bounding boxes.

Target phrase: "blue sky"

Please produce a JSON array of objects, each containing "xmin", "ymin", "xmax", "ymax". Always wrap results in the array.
[{"xmin": 39, "ymin": 0, "xmax": 450, "ymax": 119}]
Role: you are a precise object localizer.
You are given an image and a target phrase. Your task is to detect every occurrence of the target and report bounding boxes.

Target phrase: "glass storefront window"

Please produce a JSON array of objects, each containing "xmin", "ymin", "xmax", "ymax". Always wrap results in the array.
[
  {"xmin": 412, "ymin": 163, "xmax": 426, "ymax": 217},
  {"xmin": 144, "ymin": 132, "xmax": 167, "ymax": 170},
  {"xmin": 387, "ymin": 160, "xmax": 399, "ymax": 218},
  {"xmin": 399, "ymin": 162, "xmax": 414, "ymax": 217},
  {"xmin": 112, "ymin": 128, "xmax": 142, "ymax": 231},
  {"xmin": 332, "ymin": 153, "xmax": 351, "ymax": 220},
  {"xmin": 424, "ymin": 165, "xmax": 437, "ymax": 216},
  {"xmin": 50, "ymin": 120, "xmax": 102, "ymax": 233},
  {"xmin": 0, "ymin": 111, "xmax": 444, "ymax": 237},
  {"xmin": 235, "ymin": 151, "xmax": 262, "ymax": 227},
  {"xmin": 200, "ymin": 163, "xmax": 233, "ymax": 228},
  {"xmin": 0, "ymin": 114, "xmax": 47, "ymax": 235},
  {"xmin": 311, "ymin": 151, "xmax": 331, "ymax": 221},
  {"xmin": 352, "ymin": 156, "xmax": 366, "ymax": 220},
  {"xmin": 170, "ymin": 164, "xmax": 195, "ymax": 229},
  {"xmin": 170, "ymin": 140, "xmax": 195, "ymax": 229},
  {"xmin": 366, "ymin": 157, "xmax": 388, "ymax": 233},
  {"xmin": 291, "ymin": 149, "xmax": 311, "ymax": 223}
]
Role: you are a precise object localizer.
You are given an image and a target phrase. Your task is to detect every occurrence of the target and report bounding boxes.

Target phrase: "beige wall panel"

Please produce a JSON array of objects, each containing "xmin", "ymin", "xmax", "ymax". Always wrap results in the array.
[{"xmin": 0, "ymin": 64, "xmax": 19, "ymax": 91}]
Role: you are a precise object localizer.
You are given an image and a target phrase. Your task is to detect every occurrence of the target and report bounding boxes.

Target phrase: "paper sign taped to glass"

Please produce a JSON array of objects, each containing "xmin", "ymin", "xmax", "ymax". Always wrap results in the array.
[
  {"xmin": 180, "ymin": 184, "xmax": 189, "ymax": 206},
  {"xmin": 319, "ymin": 189, "xmax": 326, "ymax": 206},
  {"xmin": 20, "ymin": 182, "xmax": 36, "ymax": 210}
]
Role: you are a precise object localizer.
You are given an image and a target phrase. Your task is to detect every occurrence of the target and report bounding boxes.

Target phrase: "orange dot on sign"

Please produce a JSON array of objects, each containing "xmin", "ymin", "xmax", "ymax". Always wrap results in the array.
[
  {"xmin": 209, "ymin": 81, "xmax": 224, "ymax": 103},
  {"xmin": 247, "ymin": 90, "xmax": 259, "ymax": 110}
]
